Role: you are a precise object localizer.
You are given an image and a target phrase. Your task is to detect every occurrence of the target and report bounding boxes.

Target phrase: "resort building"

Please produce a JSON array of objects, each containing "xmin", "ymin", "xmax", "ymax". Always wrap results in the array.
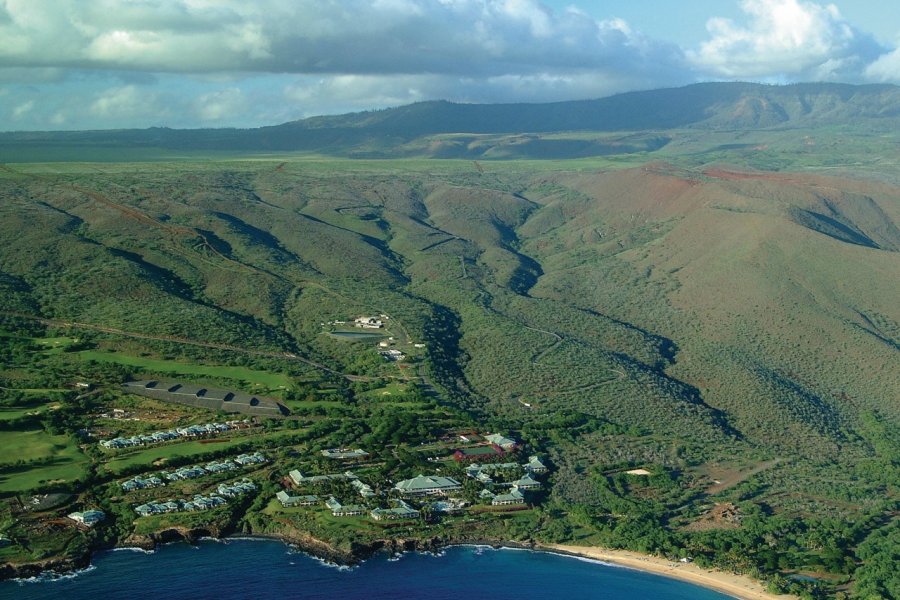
[
  {"xmin": 234, "ymin": 452, "xmax": 267, "ymax": 466},
  {"xmin": 67, "ymin": 510, "xmax": 105, "ymax": 527},
  {"xmin": 511, "ymin": 473, "xmax": 541, "ymax": 491},
  {"xmin": 524, "ymin": 455, "xmax": 548, "ymax": 474},
  {"xmin": 289, "ymin": 470, "xmax": 358, "ymax": 486},
  {"xmin": 205, "ymin": 460, "xmax": 238, "ymax": 474},
  {"xmin": 165, "ymin": 466, "xmax": 208, "ymax": 481},
  {"xmin": 484, "ymin": 433, "xmax": 517, "ymax": 450},
  {"xmin": 465, "ymin": 461, "xmax": 525, "ymax": 487},
  {"xmin": 371, "ymin": 500, "xmax": 420, "ymax": 521},
  {"xmin": 121, "ymin": 475, "xmax": 165, "ymax": 492},
  {"xmin": 474, "ymin": 471, "xmax": 493, "ymax": 485},
  {"xmin": 491, "ymin": 489, "xmax": 525, "ymax": 506},
  {"xmin": 325, "ymin": 497, "xmax": 366, "ymax": 517},
  {"xmin": 351, "ymin": 479, "xmax": 376, "ymax": 498},
  {"xmin": 276, "ymin": 491, "xmax": 318, "ymax": 507},
  {"xmin": 134, "ymin": 495, "xmax": 225, "ymax": 517},
  {"xmin": 321, "ymin": 448, "xmax": 370, "ymax": 461},
  {"xmin": 134, "ymin": 503, "xmax": 162, "ymax": 517},
  {"xmin": 100, "ymin": 420, "xmax": 244, "ymax": 449},
  {"xmin": 184, "ymin": 495, "xmax": 226, "ymax": 511},
  {"xmin": 394, "ymin": 475, "xmax": 462, "ymax": 496},
  {"xmin": 217, "ymin": 480, "xmax": 257, "ymax": 498}
]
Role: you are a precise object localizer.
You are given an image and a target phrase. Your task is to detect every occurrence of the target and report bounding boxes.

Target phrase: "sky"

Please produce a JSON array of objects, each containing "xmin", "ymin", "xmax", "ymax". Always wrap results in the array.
[{"xmin": 2, "ymin": 0, "xmax": 900, "ymax": 131}]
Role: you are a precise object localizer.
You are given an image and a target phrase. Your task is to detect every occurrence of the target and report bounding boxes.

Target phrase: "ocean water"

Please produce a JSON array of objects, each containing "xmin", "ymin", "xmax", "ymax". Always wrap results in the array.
[{"xmin": 0, "ymin": 540, "xmax": 735, "ymax": 600}]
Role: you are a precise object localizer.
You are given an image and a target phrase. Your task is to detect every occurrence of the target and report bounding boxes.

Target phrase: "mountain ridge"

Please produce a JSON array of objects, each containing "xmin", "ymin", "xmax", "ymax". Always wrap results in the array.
[{"xmin": 3, "ymin": 82, "xmax": 900, "ymax": 158}]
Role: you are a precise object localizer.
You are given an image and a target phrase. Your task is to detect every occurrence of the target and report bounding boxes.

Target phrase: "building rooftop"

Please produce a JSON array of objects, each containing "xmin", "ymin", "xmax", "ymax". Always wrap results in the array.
[
  {"xmin": 484, "ymin": 433, "xmax": 516, "ymax": 448},
  {"xmin": 371, "ymin": 500, "xmax": 420, "ymax": 520},
  {"xmin": 394, "ymin": 475, "xmax": 462, "ymax": 494},
  {"xmin": 321, "ymin": 448, "xmax": 370, "ymax": 460},
  {"xmin": 524, "ymin": 456, "xmax": 548, "ymax": 472},
  {"xmin": 512, "ymin": 473, "xmax": 541, "ymax": 489},
  {"xmin": 123, "ymin": 380, "xmax": 288, "ymax": 418},
  {"xmin": 492, "ymin": 489, "xmax": 525, "ymax": 504}
]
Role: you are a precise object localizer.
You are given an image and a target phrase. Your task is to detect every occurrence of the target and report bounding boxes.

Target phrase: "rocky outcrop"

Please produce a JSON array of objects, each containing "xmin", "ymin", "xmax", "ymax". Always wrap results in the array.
[
  {"xmin": 0, "ymin": 521, "xmax": 533, "ymax": 581},
  {"xmin": 0, "ymin": 553, "xmax": 91, "ymax": 581}
]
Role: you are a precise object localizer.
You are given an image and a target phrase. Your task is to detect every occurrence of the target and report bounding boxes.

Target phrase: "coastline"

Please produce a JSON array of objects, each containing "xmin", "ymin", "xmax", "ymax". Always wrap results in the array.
[
  {"xmin": 2, "ymin": 530, "xmax": 798, "ymax": 600},
  {"xmin": 539, "ymin": 544, "xmax": 797, "ymax": 600}
]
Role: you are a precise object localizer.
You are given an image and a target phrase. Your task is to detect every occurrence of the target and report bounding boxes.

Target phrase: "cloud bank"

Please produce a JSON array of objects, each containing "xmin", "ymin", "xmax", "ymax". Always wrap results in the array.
[
  {"xmin": 689, "ymin": 0, "xmax": 884, "ymax": 81},
  {"xmin": 1, "ymin": 0, "xmax": 899, "ymax": 129}
]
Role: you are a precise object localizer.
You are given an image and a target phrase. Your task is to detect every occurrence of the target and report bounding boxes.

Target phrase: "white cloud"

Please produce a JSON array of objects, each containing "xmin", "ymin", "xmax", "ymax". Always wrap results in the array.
[
  {"xmin": 0, "ymin": 1, "xmax": 898, "ymax": 130},
  {"xmin": 89, "ymin": 85, "xmax": 170, "ymax": 124},
  {"xmin": 90, "ymin": 85, "xmax": 142, "ymax": 117},
  {"xmin": 689, "ymin": 0, "xmax": 883, "ymax": 80},
  {"xmin": 11, "ymin": 98, "xmax": 32, "ymax": 118},
  {"xmin": 866, "ymin": 47, "xmax": 900, "ymax": 82},
  {"xmin": 0, "ymin": 0, "xmax": 683, "ymax": 79},
  {"xmin": 194, "ymin": 87, "xmax": 246, "ymax": 121}
]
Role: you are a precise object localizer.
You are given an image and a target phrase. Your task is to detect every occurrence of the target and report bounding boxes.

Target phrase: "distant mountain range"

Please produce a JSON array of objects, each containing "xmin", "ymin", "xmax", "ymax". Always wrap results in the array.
[{"xmin": 4, "ymin": 81, "xmax": 900, "ymax": 157}]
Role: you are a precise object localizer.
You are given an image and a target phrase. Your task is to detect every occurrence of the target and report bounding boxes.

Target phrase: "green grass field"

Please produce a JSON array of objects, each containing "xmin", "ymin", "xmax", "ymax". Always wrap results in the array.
[
  {"xmin": 0, "ymin": 430, "xmax": 89, "ymax": 493},
  {"xmin": 0, "ymin": 405, "xmax": 50, "ymax": 421},
  {"xmin": 77, "ymin": 350, "xmax": 294, "ymax": 390},
  {"xmin": 357, "ymin": 382, "xmax": 411, "ymax": 399}
]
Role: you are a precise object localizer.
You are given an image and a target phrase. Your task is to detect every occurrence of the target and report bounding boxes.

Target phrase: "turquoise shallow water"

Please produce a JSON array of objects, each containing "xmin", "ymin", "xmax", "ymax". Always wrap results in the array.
[{"xmin": 0, "ymin": 540, "xmax": 736, "ymax": 600}]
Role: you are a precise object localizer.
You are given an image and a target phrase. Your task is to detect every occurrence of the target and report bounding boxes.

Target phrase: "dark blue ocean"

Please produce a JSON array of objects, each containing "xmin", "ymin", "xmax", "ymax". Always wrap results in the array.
[{"xmin": 0, "ymin": 539, "xmax": 735, "ymax": 599}]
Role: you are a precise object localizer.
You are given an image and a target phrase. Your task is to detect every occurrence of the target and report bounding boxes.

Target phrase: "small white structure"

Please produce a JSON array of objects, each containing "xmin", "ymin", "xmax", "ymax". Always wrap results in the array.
[
  {"xmin": 354, "ymin": 317, "xmax": 383, "ymax": 329},
  {"xmin": 68, "ymin": 510, "xmax": 105, "ymax": 527},
  {"xmin": 626, "ymin": 468, "xmax": 652, "ymax": 476}
]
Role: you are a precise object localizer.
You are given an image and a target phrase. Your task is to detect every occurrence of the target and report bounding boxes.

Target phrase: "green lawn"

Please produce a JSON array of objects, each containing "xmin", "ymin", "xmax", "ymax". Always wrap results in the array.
[
  {"xmin": 0, "ymin": 430, "xmax": 90, "ymax": 493},
  {"xmin": 358, "ymin": 382, "xmax": 411, "ymax": 400},
  {"xmin": 34, "ymin": 336, "xmax": 79, "ymax": 354},
  {"xmin": 0, "ymin": 405, "xmax": 49, "ymax": 421},
  {"xmin": 77, "ymin": 350, "xmax": 294, "ymax": 389}
]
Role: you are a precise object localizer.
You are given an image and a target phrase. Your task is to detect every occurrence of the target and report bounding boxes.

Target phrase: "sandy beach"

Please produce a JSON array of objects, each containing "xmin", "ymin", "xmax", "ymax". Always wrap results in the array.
[{"xmin": 541, "ymin": 544, "xmax": 797, "ymax": 600}]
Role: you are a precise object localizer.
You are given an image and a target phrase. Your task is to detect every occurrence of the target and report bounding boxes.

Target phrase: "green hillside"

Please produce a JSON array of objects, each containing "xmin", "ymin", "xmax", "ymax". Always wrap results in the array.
[{"xmin": 1, "ymin": 157, "xmax": 896, "ymax": 492}]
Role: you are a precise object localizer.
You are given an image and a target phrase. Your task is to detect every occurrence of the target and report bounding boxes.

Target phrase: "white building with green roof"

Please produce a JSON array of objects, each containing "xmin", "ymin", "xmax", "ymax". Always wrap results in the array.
[
  {"xmin": 371, "ymin": 500, "xmax": 420, "ymax": 521},
  {"xmin": 394, "ymin": 475, "xmax": 462, "ymax": 496},
  {"xmin": 276, "ymin": 491, "xmax": 318, "ymax": 507},
  {"xmin": 67, "ymin": 510, "xmax": 105, "ymax": 527},
  {"xmin": 491, "ymin": 489, "xmax": 525, "ymax": 506},
  {"xmin": 512, "ymin": 473, "xmax": 541, "ymax": 490},
  {"xmin": 484, "ymin": 433, "xmax": 517, "ymax": 449},
  {"xmin": 524, "ymin": 455, "xmax": 548, "ymax": 474},
  {"xmin": 325, "ymin": 496, "xmax": 366, "ymax": 517}
]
